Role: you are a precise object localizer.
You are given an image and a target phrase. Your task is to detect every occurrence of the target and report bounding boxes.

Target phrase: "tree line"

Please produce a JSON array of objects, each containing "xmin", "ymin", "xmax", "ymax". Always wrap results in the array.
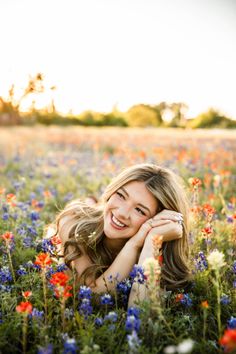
[{"xmin": 0, "ymin": 73, "xmax": 235, "ymax": 128}]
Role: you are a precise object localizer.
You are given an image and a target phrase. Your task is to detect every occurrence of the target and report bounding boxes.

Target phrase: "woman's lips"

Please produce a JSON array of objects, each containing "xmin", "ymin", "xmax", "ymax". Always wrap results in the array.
[{"xmin": 110, "ymin": 213, "xmax": 127, "ymax": 230}]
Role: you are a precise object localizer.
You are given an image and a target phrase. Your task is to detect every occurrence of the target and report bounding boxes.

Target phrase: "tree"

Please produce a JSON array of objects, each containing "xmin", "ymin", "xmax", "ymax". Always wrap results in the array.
[
  {"xmin": 190, "ymin": 109, "xmax": 236, "ymax": 128},
  {"xmin": 125, "ymin": 104, "xmax": 160, "ymax": 127}
]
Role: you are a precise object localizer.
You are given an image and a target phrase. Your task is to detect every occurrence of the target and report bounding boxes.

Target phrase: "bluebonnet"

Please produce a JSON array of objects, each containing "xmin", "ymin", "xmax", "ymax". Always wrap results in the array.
[
  {"xmin": 2, "ymin": 213, "xmax": 9, "ymax": 220},
  {"xmin": 104, "ymin": 311, "xmax": 118, "ymax": 323},
  {"xmin": 100, "ymin": 293, "xmax": 113, "ymax": 305},
  {"xmin": 79, "ymin": 298, "xmax": 93, "ymax": 318},
  {"xmin": 63, "ymin": 192, "xmax": 74, "ymax": 202},
  {"xmin": 56, "ymin": 264, "xmax": 68, "ymax": 272},
  {"xmin": 232, "ymin": 261, "xmax": 236, "ymax": 274},
  {"xmin": 37, "ymin": 344, "xmax": 53, "ymax": 354},
  {"xmin": 233, "ymin": 280, "xmax": 236, "ymax": 288},
  {"xmin": 129, "ymin": 265, "xmax": 145, "ymax": 284},
  {"xmin": 78, "ymin": 285, "xmax": 92, "ymax": 300},
  {"xmin": 0, "ymin": 285, "xmax": 12, "ymax": 292},
  {"xmin": 23, "ymin": 237, "xmax": 33, "ymax": 248},
  {"xmin": 30, "ymin": 308, "xmax": 44, "ymax": 320},
  {"xmin": 0, "ymin": 266, "xmax": 13, "ymax": 283},
  {"xmin": 0, "ymin": 311, "xmax": 2, "ymax": 324},
  {"xmin": 194, "ymin": 251, "xmax": 208, "ymax": 272},
  {"xmin": 228, "ymin": 316, "xmax": 236, "ymax": 329},
  {"xmin": 29, "ymin": 211, "xmax": 40, "ymax": 221},
  {"xmin": 63, "ymin": 338, "xmax": 78, "ymax": 354},
  {"xmin": 116, "ymin": 279, "xmax": 131, "ymax": 295},
  {"xmin": 40, "ymin": 239, "xmax": 54, "ymax": 253},
  {"xmin": 64, "ymin": 308, "xmax": 74, "ymax": 319},
  {"xmin": 220, "ymin": 295, "xmax": 231, "ymax": 305},
  {"xmin": 180, "ymin": 294, "xmax": 192, "ymax": 307},
  {"xmin": 94, "ymin": 317, "xmax": 103, "ymax": 327},
  {"xmin": 2, "ymin": 204, "xmax": 9, "ymax": 213},
  {"xmin": 127, "ymin": 331, "xmax": 142, "ymax": 353},
  {"xmin": 127, "ymin": 307, "xmax": 141, "ymax": 319},
  {"xmin": 227, "ymin": 216, "xmax": 234, "ymax": 223},
  {"xmin": 125, "ymin": 315, "xmax": 141, "ymax": 332},
  {"xmin": 17, "ymin": 266, "xmax": 27, "ymax": 276}
]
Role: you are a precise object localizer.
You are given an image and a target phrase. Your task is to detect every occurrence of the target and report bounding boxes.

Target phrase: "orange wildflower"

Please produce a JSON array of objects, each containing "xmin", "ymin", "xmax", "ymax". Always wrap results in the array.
[
  {"xmin": 175, "ymin": 294, "xmax": 184, "ymax": 302},
  {"xmin": 219, "ymin": 328, "xmax": 236, "ymax": 353},
  {"xmin": 201, "ymin": 300, "xmax": 209, "ymax": 309},
  {"xmin": 16, "ymin": 301, "xmax": 33, "ymax": 315},
  {"xmin": 1, "ymin": 231, "xmax": 14, "ymax": 245},
  {"xmin": 34, "ymin": 253, "xmax": 52, "ymax": 269},
  {"xmin": 6, "ymin": 193, "xmax": 17, "ymax": 206},
  {"xmin": 188, "ymin": 177, "xmax": 202, "ymax": 189},
  {"xmin": 22, "ymin": 291, "xmax": 32, "ymax": 299}
]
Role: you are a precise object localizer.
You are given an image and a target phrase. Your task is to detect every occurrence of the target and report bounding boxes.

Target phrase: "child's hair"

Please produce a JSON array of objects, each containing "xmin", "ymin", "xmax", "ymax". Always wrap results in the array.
[{"xmin": 53, "ymin": 163, "xmax": 190, "ymax": 290}]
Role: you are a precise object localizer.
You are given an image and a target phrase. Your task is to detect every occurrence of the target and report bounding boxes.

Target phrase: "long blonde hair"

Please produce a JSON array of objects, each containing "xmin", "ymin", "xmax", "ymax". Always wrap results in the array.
[{"xmin": 54, "ymin": 163, "xmax": 190, "ymax": 290}]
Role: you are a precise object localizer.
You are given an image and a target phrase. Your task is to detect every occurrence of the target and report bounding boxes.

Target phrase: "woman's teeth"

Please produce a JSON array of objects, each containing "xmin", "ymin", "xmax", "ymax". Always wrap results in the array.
[{"xmin": 112, "ymin": 214, "xmax": 126, "ymax": 227}]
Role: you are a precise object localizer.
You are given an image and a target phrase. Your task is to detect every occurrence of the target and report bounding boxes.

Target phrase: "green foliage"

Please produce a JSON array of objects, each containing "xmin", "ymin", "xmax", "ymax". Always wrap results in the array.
[
  {"xmin": 189, "ymin": 109, "xmax": 236, "ymax": 128},
  {"xmin": 125, "ymin": 104, "xmax": 161, "ymax": 127}
]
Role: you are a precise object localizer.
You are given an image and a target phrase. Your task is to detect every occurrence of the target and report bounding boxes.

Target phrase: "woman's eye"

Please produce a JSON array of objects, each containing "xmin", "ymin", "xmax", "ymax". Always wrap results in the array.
[
  {"xmin": 136, "ymin": 207, "xmax": 146, "ymax": 216},
  {"xmin": 116, "ymin": 192, "xmax": 125, "ymax": 199}
]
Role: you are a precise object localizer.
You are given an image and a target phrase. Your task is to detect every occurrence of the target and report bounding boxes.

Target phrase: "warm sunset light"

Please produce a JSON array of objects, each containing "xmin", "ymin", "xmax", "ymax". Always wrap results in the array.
[{"xmin": 0, "ymin": 0, "xmax": 236, "ymax": 118}]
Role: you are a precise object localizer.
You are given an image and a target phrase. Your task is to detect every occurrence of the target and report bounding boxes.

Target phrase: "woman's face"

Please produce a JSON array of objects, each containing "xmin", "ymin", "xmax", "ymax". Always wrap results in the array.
[{"xmin": 103, "ymin": 181, "xmax": 158, "ymax": 240}]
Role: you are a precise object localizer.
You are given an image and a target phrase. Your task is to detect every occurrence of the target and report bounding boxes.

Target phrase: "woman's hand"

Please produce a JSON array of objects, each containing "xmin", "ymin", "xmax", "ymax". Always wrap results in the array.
[
  {"xmin": 127, "ymin": 217, "xmax": 172, "ymax": 250},
  {"xmin": 146, "ymin": 209, "xmax": 183, "ymax": 243}
]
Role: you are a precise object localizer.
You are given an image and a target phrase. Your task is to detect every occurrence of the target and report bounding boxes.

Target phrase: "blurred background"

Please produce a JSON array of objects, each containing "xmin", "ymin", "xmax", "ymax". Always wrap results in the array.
[{"xmin": 0, "ymin": 0, "xmax": 236, "ymax": 128}]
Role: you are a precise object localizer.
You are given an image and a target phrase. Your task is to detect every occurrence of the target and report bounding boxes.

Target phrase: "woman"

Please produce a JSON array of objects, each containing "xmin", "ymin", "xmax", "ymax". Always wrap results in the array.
[{"xmin": 50, "ymin": 163, "xmax": 190, "ymax": 305}]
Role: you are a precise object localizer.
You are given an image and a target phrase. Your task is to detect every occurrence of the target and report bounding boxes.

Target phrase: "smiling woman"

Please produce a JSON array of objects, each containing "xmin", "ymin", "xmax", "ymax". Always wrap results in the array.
[{"xmin": 47, "ymin": 163, "xmax": 190, "ymax": 305}]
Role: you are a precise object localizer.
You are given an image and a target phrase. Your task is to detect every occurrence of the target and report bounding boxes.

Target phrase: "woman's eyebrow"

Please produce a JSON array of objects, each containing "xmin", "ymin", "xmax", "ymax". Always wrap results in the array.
[{"xmin": 120, "ymin": 187, "xmax": 151, "ymax": 215}]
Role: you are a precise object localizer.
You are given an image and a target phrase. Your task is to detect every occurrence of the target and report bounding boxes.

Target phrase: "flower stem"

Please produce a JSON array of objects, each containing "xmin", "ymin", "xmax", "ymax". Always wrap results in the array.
[
  {"xmin": 22, "ymin": 315, "xmax": 28, "ymax": 354},
  {"xmin": 215, "ymin": 270, "xmax": 222, "ymax": 336},
  {"xmin": 7, "ymin": 248, "xmax": 16, "ymax": 284},
  {"xmin": 42, "ymin": 270, "xmax": 48, "ymax": 325}
]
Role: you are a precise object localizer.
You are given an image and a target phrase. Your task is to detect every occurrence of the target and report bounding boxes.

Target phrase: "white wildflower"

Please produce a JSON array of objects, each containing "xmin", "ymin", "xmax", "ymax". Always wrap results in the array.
[
  {"xmin": 164, "ymin": 345, "xmax": 176, "ymax": 354},
  {"xmin": 177, "ymin": 338, "xmax": 194, "ymax": 353},
  {"xmin": 207, "ymin": 250, "xmax": 226, "ymax": 270}
]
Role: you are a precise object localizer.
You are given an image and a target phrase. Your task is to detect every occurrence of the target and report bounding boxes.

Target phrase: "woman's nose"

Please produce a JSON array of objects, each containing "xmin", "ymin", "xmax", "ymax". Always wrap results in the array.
[{"xmin": 116, "ymin": 205, "xmax": 131, "ymax": 221}]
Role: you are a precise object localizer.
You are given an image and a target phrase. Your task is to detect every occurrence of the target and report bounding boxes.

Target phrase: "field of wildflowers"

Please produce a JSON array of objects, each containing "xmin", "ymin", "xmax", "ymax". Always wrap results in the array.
[{"xmin": 0, "ymin": 126, "xmax": 235, "ymax": 354}]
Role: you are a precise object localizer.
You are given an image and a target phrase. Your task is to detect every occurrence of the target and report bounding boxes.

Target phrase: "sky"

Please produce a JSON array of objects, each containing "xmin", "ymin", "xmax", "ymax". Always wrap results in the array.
[{"xmin": 0, "ymin": 0, "xmax": 236, "ymax": 118}]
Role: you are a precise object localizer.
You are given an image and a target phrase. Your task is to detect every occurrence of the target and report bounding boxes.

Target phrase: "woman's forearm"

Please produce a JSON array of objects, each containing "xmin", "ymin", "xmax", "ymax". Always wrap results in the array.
[
  {"xmin": 90, "ymin": 241, "xmax": 140, "ymax": 293},
  {"xmin": 128, "ymin": 224, "xmax": 167, "ymax": 307}
]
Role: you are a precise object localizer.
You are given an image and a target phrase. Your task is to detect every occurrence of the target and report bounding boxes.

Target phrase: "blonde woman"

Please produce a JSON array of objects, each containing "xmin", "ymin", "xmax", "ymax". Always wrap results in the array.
[{"xmin": 50, "ymin": 163, "xmax": 190, "ymax": 305}]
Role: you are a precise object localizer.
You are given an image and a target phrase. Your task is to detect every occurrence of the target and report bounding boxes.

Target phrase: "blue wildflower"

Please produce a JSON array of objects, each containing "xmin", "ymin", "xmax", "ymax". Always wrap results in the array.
[
  {"xmin": 228, "ymin": 317, "xmax": 236, "ymax": 329},
  {"xmin": 63, "ymin": 338, "xmax": 78, "ymax": 354},
  {"xmin": 94, "ymin": 317, "xmax": 103, "ymax": 327},
  {"xmin": 37, "ymin": 344, "xmax": 53, "ymax": 354},
  {"xmin": 129, "ymin": 265, "xmax": 145, "ymax": 284},
  {"xmin": 116, "ymin": 279, "xmax": 131, "ymax": 295},
  {"xmin": 220, "ymin": 295, "xmax": 231, "ymax": 305},
  {"xmin": 23, "ymin": 237, "xmax": 33, "ymax": 248},
  {"xmin": 0, "ymin": 267, "xmax": 13, "ymax": 283},
  {"xmin": 79, "ymin": 298, "xmax": 93, "ymax": 318},
  {"xmin": 2, "ymin": 213, "xmax": 9, "ymax": 220},
  {"xmin": 125, "ymin": 315, "xmax": 141, "ymax": 332},
  {"xmin": 64, "ymin": 308, "xmax": 74, "ymax": 319},
  {"xmin": 30, "ymin": 308, "xmax": 44, "ymax": 320},
  {"xmin": 232, "ymin": 261, "xmax": 236, "ymax": 274},
  {"xmin": 17, "ymin": 266, "xmax": 27, "ymax": 276},
  {"xmin": 180, "ymin": 294, "xmax": 192, "ymax": 307},
  {"xmin": 29, "ymin": 211, "xmax": 40, "ymax": 221},
  {"xmin": 127, "ymin": 331, "xmax": 142, "ymax": 353},
  {"xmin": 104, "ymin": 311, "xmax": 118, "ymax": 323},
  {"xmin": 127, "ymin": 307, "xmax": 141, "ymax": 319},
  {"xmin": 100, "ymin": 293, "xmax": 113, "ymax": 305},
  {"xmin": 78, "ymin": 285, "xmax": 92, "ymax": 299},
  {"xmin": 0, "ymin": 285, "xmax": 12, "ymax": 292},
  {"xmin": 194, "ymin": 251, "xmax": 208, "ymax": 272}
]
